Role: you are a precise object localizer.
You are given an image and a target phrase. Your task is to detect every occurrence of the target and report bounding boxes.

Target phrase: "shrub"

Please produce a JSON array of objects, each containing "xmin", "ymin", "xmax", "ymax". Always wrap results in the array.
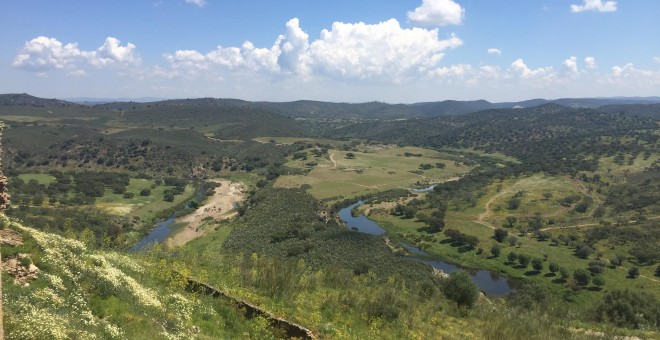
[
  {"xmin": 574, "ymin": 269, "xmax": 590, "ymax": 286},
  {"xmin": 442, "ymin": 271, "xmax": 479, "ymax": 308},
  {"xmin": 531, "ymin": 258, "xmax": 543, "ymax": 271},
  {"xmin": 594, "ymin": 290, "xmax": 660, "ymax": 329},
  {"xmin": 140, "ymin": 188, "xmax": 151, "ymax": 196},
  {"xmin": 628, "ymin": 266, "xmax": 640, "ymax": 278}
]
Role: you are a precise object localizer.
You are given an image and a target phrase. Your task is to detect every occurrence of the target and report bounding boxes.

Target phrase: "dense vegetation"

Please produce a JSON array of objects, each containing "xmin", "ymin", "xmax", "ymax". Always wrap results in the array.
[{"xmin": 1, "ymin": 94, "xmax": 658, "ymax": 338}]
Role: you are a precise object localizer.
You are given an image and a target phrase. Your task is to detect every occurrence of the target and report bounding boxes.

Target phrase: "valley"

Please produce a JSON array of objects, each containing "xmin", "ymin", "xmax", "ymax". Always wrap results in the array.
[{"xmin": 0, "ymin": 94, "xmax": 658, "ymax": 339}]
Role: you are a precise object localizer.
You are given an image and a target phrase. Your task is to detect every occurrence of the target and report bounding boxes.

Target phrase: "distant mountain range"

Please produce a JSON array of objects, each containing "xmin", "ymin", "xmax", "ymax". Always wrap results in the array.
[{"xmin": 2, "ymin": 93, "xmax": 660, "ymax": 120}]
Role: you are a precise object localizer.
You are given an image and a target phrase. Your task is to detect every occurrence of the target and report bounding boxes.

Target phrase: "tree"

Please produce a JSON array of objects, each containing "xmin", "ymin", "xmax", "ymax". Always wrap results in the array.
[
  {"xmin": 508, "ymin": 235, "xmax": 518, "ymax": 247},
  {"xmin": 574, "ymin": 269, "xmax": 591, "ymax": 286},
  {"xmin": 559, "ymin": 267, "xmax": 570, "ymax": 281},
  {"xmin": 594, "ymin": 290, "xmax": 660, "ymax": 329},
  {"xmin": 507, "ymin": 252, "xmax": 517, "ymax": 263},
  {"xmin": 531, "ymin": 258, "xmax": 543, "ymax": 271},
  {"xmin": 592, "ymin": 275, "xmax": 605, "ymax": 289},
  {"xmin": 345, "ymin": 152, "xmax": 356, "ymax": 159},
  {"xmin": 491, "ymin": 244, "xmax": 502, "ymax": 257},
  {"xmin": 494, "ymin": 228, "xmax": 508, "ymax": 243},
  {"xmin": 628, "ymin": 266, "xmax": 640, "ymax": 278},
  {"xmin": 518, "ymin": 254, "xmax": 530, "ymax": 268},
  {"xmin": 576, "ymin": 245, "xmax": 593, "ymax": 259},
  {"xmin": 537, "ymin": 231, "xmax": 551, "ymax": 241},
  {"xmin": 508, "ymin": 198, "xmax": 521, "ymax": 210},
  {"xmin": 505, "ymin": 216, "xmax": 517, "ymax": 227},
  {"xmin": 549, "ymin": 262, "xmax": 559, "ymax": 274},
  {"xmin": 442, "ymin": 271, "xmax": 479, "ymax": 308}
]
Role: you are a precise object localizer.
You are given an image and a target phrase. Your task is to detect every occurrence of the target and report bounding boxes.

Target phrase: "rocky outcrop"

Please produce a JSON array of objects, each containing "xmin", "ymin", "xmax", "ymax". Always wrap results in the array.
[
  {"xmin": 0, "ymin": 122, "xmax": 9, "ymax": 210},
  {"xmin": 1, "ymin": 254, "xmax": 39, "ymax": 287},
  {"xmin": 187, "ymin": 278, "xmax": 317, "ymax": 340}
]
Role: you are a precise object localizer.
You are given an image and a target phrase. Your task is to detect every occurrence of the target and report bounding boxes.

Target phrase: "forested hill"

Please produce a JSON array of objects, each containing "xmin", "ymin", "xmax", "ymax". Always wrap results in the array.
[
  {"xmin": 0, "ymin": 93, "xmax": 79, "ymax": 107},
  {"xmin": 93, "ymin": 95, "xmax": 660, "ymax": 120},
  {"xmin": 329, "ymin": 104, "xmax": 660, "ymax": 174}
]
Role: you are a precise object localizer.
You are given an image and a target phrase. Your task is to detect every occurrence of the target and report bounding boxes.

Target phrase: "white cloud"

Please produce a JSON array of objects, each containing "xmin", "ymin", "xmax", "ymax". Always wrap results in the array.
[
  {"xmin": 184, "ymin": 0, "xmax": 206, "ymax": 8},
  {"xmin": 85, "ymin": 37, "xmax": 138, "ymax": 67},
  {"xmin": 163, "ymin": 18, "xmax": 462, "ymax": 83},
  {"xmin": 308, "ymin": 19, "xmax": 462, "ymax": 81},
  {"xmin": 408, "ymin": 0, "xmax": 465, "ymax": 26},
  {"xmin": 13, "ymin": 36, "xmax": 138, "ymax": 72},
  {"xmin": 570, "ymin": 0, "xmax": 617, "ymax": 13},
  {"xmin": 654, "ymin": 57, "xmax": 660, "ymax": 63},
  {"xmin": 584, "ymin": 56, "xmax": 597, "ymax": 69},
  {"xmin": 13, "ymin": 36, "xmax": 83, "ymax": 71},
  {"xmin": 487, "ymin": 48, "xmax": 502, "ymax": 56},
  {"xmin": 508, "ymin": 58, "xmax": 553, "ymax": 79},
  {"xmin": 563, "ymin": 56, "xmax": 579, "ymax": 74},
  {"xmin": 611, "ymin": 63, "xmax": 634, "ymax": 77},
  {"xmin": 276, "ymin": 18, "xmax": 310, "ymax": 74}
]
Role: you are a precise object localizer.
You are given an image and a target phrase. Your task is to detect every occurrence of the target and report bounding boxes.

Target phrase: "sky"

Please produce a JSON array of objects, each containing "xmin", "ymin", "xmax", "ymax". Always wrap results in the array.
[{"xmin": 1, "ymin": 0, "xmax": 659, "ymax": 103}]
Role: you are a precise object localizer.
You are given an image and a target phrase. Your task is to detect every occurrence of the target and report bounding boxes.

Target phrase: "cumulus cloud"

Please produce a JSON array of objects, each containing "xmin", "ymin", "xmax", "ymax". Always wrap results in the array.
[
  {"xmin": 184, "ymin": 0, "xmax": 206, "ymax": 7},
  {"xmin": 584, "ymin": 56, "xmax": 597, "ymax": 69},
  {"xmin": 487, "ymin": 48, "xmax": 502, "ymax": 56},
  {"xmin": 163, "ymin": 18, "xmax": 462, "ymax": 82},
  {"xmin": 408, "ymin": 0, "xmax": 465, "ymax": 26},
  {"xmin": 611, "ymin": 63, "xmax": 634, "ymax": 77},
  {"xmin": 12, "ymin": 36, "xmax": 83, "ymax": 71},
  {"xmin": 563, "ymin": 56, "xmax": 578, "ymax": 74},
  {"xmin": 570, "ymin": 0, "xmax": 617, "ymax": 13},
  {"xmin": 13, "ymin": 36, "xmax": 138, "ymax": 72},
  {"xmin": 85, "ymin": 37, "xmax": 138, "ymax": 67},
  {"xmin": 276, "ymin": 18, "xmax": 310, "ymax": 74},
  {"xmin": 508, "ymin": 58, "xmax": 554, "ymax": 79},
  {"xmin": 309, "ymin": 19, "xmax": 462, "ymax": 81}
]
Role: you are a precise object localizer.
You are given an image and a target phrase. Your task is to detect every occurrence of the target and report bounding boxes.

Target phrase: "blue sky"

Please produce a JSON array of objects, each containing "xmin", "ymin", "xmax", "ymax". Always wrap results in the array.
[{"xmin": 1, "ymin": 0, "xmax": 659, "ymax": 102}]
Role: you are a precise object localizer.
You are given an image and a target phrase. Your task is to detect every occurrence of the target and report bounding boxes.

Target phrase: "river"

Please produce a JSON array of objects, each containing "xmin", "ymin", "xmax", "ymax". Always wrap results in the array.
[
  {"xmin": 339, "ymin": 200, "xmax": 516, "ymax": 296},
  {"xmin": 130, "ymin": 184, "xmax": 209, "ymax": 252}
]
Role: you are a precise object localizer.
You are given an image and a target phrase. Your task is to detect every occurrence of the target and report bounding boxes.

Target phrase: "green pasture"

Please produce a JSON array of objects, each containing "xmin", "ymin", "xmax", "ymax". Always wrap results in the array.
[
  {"xmin": 17, "ymin": 173, "xmax": 56, "ymax": 185},
  {"xmin": 275, "ymin": 145, "xmax": 471, "ymax": 200},
  {"xmin": 365, "ymin": 207, "xmax": 660, "ymax": 310},
  {"xmin": 95, "ymin": 179, "xmax": 196, "ymax": 219}
]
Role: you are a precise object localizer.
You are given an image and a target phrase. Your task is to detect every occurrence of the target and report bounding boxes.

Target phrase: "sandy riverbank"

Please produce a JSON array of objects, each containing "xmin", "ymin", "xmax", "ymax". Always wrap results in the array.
[{"xmin": 166, "ymin": 179, "xmax": 245, "ymax": 247}]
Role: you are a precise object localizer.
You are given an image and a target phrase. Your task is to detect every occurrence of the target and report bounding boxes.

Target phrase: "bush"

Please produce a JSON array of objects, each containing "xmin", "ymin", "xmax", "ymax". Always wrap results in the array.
[
  {"xmin": 592, "ymin": 275, "xmax": 605, "ymax": 288},
  {"xmin": 628, "ymin": 266, "xmax": 640, "ymax": 278},
  {"xmin": 531, "ymin": 258, "xmax": 543, "ymax": 271},
  {"xmin": 442, "ymin": 271, "xmax": 479, "ymax": 308},
  {"xmin": 594, "ymin": 290, "xmax": 660, "ymax": 329},
  {"xmin": 576, "ymin": 245, "xmax": 593, "ymax": 259},
  {"xmin": 574, "ymin": 269, "xmax": 590, "ymax": 286},
  {"xmin": 123, "ymin": 192, "xmax": 135, "ymax": 199},
  {"xmin": 494, "ymin": 229, "xmax": 508, "ymax": 243},
  {"xmin": 491, "ymin": 244, "xmax": 502, "ymax": 257},
  {"xmin": 140, "ymin": 188, "xmax": 151, "ymax": 196},
  {"xmin": 559, "ymin": 267, "xmax": 570, "ymax": 281},
  {"xmin": 549, "ymin": 262, "xmax": 559, "ymax": 274}
]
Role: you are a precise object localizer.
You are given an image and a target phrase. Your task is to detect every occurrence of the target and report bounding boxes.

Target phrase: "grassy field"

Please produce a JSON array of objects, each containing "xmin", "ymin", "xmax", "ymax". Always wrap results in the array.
[
  {"xmin": 17, "ymin": 173, "xmax": 56, "ymax": 185},
  {"xmin": 275, "ymin": 144, "xmax": 472, "ymax": 201},
  {"xmin": 364, "ymin": 206, "xmax": 660, "ymax": 311},
  {"xmin": 95, "ymin": 180, "xmax": 197, "ymax": 220}
]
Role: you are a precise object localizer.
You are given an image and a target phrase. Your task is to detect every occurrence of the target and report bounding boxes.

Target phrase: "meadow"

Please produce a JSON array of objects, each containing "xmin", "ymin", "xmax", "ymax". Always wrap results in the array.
[{"xmin": 275, "ymin": 142, "xmax": 472, "ymax": 201}]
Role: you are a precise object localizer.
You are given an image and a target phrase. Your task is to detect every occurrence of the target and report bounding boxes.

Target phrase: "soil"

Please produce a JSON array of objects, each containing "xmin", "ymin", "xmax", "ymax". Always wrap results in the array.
[{"xmin": 166, "ymin": 179, "xmax": 245, "ymax": 247}]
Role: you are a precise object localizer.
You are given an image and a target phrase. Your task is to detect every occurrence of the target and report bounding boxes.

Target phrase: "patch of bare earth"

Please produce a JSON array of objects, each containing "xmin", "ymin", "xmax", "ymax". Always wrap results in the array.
[
  {"xmin": 166, "ymin": 179, "xmax": 245, "ymax": 247},
  {"xmin": 0, "ymin": 230, "xmax": 39, "ymax": 286}
]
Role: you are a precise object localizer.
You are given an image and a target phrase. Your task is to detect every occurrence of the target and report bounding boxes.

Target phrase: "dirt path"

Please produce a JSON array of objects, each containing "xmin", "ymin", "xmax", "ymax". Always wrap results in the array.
[
  {"xmin": 477, "ymin": 181, "xmax": 521, "ymax": 228},
  {"xmin": 329, "ymin": 153, "xmax": 337, "ymax": 169},
  {"xmin": 167, "ymin": 179, "xmax": 245, "ymax": 247}
]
